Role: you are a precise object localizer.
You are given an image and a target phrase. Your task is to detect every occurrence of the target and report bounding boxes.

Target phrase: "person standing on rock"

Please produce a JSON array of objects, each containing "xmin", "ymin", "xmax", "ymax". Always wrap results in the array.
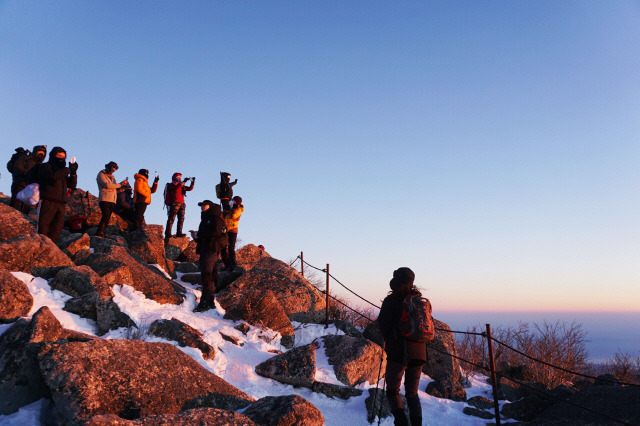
[
  {"xmin": 164, "ymin": 172, "xmax": 195, "ymax": 242},
  {"xmin": 132, "ymin": 169, "xmax": 159, "ymax": 230},
  {"xmin": 96, "ymin": 161, "xmax": 128, "ymax": 238},
  {"xmin": 36, "ymin": 146, "xmax": 78, "ymax": 243},
  {"xmin": 215, "ymin": 171, "xmax": 237, "ymax": 211},
  {"xmin": 9, "ymin": 145, "xmax": 47, "ymax": 214},
  {"xmin": 191, "ymin": 200, "xmax": 228, "ymax": 312},
  {"xmin": 223, "ymin": 195, "xmax": 244, "ymax": 271},
  {"xmin": 377, "ymin": 267, "xmax": 427, "ymax": 426}
]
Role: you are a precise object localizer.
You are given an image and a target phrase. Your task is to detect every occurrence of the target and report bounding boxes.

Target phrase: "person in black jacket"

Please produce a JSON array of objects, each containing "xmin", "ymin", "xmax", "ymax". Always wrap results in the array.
[
  {"xmin": 9, "ymin": 145, "xmax": 47, "ymax": 214},
  {"xmin": 35, "ymin": 147, "xmax": 78, "ymax": 243},
  {"xmin": 215, "ymin": 172, "xmax": 237, "ymax": 211},
  {"xmin": 377, "ymin": 267, "xmax": 425, "ymax": 426},
  {"xmin": 191, "ymin": 200, "xmax": 228, "ymax": 313}
]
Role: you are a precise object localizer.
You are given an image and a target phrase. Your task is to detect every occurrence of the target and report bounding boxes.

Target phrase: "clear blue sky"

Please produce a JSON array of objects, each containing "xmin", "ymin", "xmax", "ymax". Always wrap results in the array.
[{"xmin": 1, "ymin": 1, "xmax": 638, "ymax": 312}]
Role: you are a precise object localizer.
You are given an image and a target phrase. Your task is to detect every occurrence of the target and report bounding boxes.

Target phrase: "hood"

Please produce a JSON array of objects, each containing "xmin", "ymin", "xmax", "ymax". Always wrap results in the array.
[
  {"xmin": 49, "ymin": 146, "xmax": 66, "ymax": 160},
  {"xmin": 220, "ymin": 172, "xmax": 230, "ymax": 183},
  {"xmin": 134, "ymin": 173, "xmax": 148, "ymax": 181}
]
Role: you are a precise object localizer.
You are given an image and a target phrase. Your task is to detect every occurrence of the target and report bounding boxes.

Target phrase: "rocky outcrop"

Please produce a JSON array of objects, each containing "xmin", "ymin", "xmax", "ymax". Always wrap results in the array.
[
  {"xmin": 147, "ymin": 318, "xmax": 215, "ymax": 360},
  {"xmin": 321, "ymin": 334, "xmax": 385, "ymax": 387},
  {"xmin": 79, "ymin": 244, "xmax": 184, "ymax": 305},
  {"xmin": 424, "ymin": 319, "xmax": 467, "ymax": 401},
  {"xmin": 235, "ymin": 244, "xmax": 270, "ymax": 271},
  {"xmin": 331, "ymin": 319, "xmax": 364, "ymax": 338},
  {"xmin": 255, "ymin": 343, "xmax": 316, "ymax": 388},
  {"xmin": 86, "ymin": 408, "xmax": 257, "ymax": 425},
  {"xmin": 181, "ymin": 392, "xmax": 254, "ymax": 412},
  {"xmin": 0, "ymin": 233, "xmax": 74, "ymax": 278},
  {"xmin": 0, "ymin": 306, "xmax": 96, "ymax": 415},
  {"xmin": 165, "ymin": 235, "xmax": 191, "ymax": 261},
  {"xmin": 0, "ymin": 269, "xmax": 33, "ymax": 322},
  {"xmin": 63, "ymin": 292, "xmax": 135, "ymax": 336},
  {"xmin": 57, "ymin": 232, "xmax": 91, "ymax": 257},
  {"xmin": 243, "ymin": 395, "xmax": 325, "ymax": 426},
  {"xmin": 223, "ymin": 289, "xmax": 295, "ymax": 349},
  {"xmin": 311, "ymin": 381, "xmax": 363, "ymax": 400},
  {"xmin": 123, "ymin": 225, "xmax": 175, "ymax": 278},
  {"xmin": 0, "ymin": 202, "xmax": 36, "ymax": 241},
  {"xmin": 218, "ymin": 256, "xmax": 326, "ymax": 324},
  {"xmin": 50, "ymin": 265, "xmax": 114, "ymax": 300},
  {"xmin": 37, "ymin": 339, "xmax": 255, "ymax": 425}
]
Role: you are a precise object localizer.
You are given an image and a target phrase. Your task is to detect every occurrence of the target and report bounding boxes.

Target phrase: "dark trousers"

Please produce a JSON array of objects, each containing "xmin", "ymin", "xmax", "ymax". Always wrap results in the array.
[
  {"xmin": 220, "ymin": 198, "xmax": 230, "ymax": 211},
  {"xmin": 134, "ymin": 202, "xmax": 147, "ymax": 228},
  {"xmin": 165, "ymin": 202, "xmax": 185, "ymax": 237},
  {"xmin": 97, "ymin": 201, "xmax": 115, "ymax": 237},
  {"xmin": 227, "ymin": 231, "xmax": 237, "ymax": 269},
  {"xmin": 38, "ymin": 200, "xmax": 66, "ymax": 243},
  {"xmin": 386, "ymin": 359, "xmax": 424, "ymax": 418},
  {"xmin": 10, "ymin": 183, "xmax": 30, "ymax": 214},
  {"xmin": 199, "ymin": 249, "xmax": 219, "ymax": 306}
]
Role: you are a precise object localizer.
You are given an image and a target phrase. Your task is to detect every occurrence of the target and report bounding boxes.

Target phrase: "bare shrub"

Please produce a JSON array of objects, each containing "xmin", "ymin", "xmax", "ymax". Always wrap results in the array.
[
  {"xmin": 601, "ymin": 351, "xmax": 640, "ymax": 385},
  {"xmin": 456, "ymin": 321, "xmax": 589, "ymax": 389}
]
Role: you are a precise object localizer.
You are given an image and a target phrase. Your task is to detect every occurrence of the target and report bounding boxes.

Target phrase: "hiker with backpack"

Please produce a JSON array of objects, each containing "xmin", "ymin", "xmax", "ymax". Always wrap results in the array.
[
  {"xmin": 132, "ymin": 169, "xmax": 159, "ymax": 230},
  {"xmin": 215, "ymin": 172, "xmax": 237, "ymax": 211},
  {"xmin": 191, "ymin": 200, "xmax": 228, "ymax": 313},
  {"xmin": 8, "ymin": 145, "xmax": 47, "ymax": 214},
  {"xmin": 377, "ymin": 267, "xmax": 434, "ymax": 426},
  {"xmin": 35, "ymin": 147, "xmax": 78, "ymax": 243},
  {"xmin": 164, "ymin": 172, "xmax": 195, "ymax": 242},
  {"xmin": 223, "ymin": 195, "xmax": 244, "ymax": 271},
  {"xmin": 96, "ymin": 161, "xmax": 128, "ymax": 238}
]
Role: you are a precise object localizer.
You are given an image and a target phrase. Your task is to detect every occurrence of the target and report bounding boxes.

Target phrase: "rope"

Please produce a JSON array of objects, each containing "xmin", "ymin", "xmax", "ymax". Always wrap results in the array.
[
  {"xmin": 428, "ymin": 345, "xmax": 489, "ymax": 373},
  {"xmin": 490, "ymin": 336, "xmax": 640, "ymax": 388},
  {"xmin": 327, "ymin": 272, "xmax": 382, "ymax": 310}
]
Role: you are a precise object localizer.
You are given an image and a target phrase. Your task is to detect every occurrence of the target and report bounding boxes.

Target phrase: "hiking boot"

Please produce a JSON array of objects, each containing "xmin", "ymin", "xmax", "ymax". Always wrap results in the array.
[
  {"xmin": 392, "ymin": 410, "xmax": 409, "ymax": 426},
  {"xmin": 193, "ymin": 302, "xmax": 213, "ymax": 313}
]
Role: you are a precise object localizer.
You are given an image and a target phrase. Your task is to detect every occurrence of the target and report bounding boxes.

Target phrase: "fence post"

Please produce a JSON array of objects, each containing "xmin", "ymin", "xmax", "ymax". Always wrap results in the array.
[
  {"xmin": 325, "ymin": 264, "xmax": 330, "ymax": 328},
  {"xmin": 300, "ymin": 251, "xmax": 304, "ymax": 278},
  {"xmin": 485, "ymin": 324, "xmax": 501, "ymax": 425}
]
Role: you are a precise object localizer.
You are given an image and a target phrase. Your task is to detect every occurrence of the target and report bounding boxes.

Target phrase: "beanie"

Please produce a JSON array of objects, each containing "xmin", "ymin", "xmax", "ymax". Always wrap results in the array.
[
  {"xmin": 232, "ymin": 196, "xmax": 242, "ymax": 205},
  {"xmin": 389, "ymin": 267, "xmax": 415, "ymax": 290}
]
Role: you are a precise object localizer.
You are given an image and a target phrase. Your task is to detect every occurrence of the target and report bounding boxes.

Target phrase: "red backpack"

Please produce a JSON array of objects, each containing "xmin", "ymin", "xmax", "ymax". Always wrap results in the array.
[
  {"xmin": 164, "ymin": 182, "xmax": 179, "ymax": 206},
  {"xmin": 398, "ymin": 295, "xmax": 435, "ymax": 342}
]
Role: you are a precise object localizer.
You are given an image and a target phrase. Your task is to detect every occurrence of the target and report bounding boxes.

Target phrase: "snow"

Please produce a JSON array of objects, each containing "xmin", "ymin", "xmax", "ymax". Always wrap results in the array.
[{"xmin": 1, "ymin": 271, "xmax": 502, "ymax": 425}]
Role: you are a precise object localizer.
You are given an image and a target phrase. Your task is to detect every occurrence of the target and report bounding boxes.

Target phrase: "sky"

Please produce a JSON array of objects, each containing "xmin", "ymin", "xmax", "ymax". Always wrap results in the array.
[{"xmin": 1, "ymin": 1, "xmax": 639, "ymax": 313}]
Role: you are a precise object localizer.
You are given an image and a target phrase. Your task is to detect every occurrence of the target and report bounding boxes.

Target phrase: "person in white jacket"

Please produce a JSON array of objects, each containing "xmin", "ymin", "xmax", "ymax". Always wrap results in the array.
[{"xmin": 96, "ymin": 161, "xmax": 128, "ymax": 237}]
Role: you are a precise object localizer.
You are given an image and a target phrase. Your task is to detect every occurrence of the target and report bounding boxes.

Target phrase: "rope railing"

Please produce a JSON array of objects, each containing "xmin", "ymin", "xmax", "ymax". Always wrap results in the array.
[{"xmin": 292, "ymin": 250, "xmax": 640, "ymax": 425}]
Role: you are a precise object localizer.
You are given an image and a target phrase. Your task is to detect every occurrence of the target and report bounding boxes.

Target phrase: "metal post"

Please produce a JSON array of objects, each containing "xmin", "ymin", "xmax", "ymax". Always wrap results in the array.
[
  {"xmin": 300, "ymin": 251, "xmax": 304, "ymax": 278},
  {"xmin": 486, "ymin": 324, "xmax": 501, "ymax": 425},
  {"xmin": 325, "ymin": 264, "xmax": 330, "ymax": 328}
]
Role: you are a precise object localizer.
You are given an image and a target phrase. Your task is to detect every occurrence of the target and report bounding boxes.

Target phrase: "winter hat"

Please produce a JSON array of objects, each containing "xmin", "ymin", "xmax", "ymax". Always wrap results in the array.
[
  {"xmin": 232, "ymin": 196, "xmax": 242, "ymax": 205},
  {"xmin": 138, "ymin": 169, "xmax": 149, "ymax": 178},
  {"xmin": 389, "ymin": 267, "xmax": 415, "ymax": 290},
  {"xmin": 172, "ymin": 172, "xmax": 182, "ymax": 181},
  {"xmin": 197, "ymin": 199, "xmax": 215, "ymax": 208},
  {"xmin": 105, "ymin": 161, "xmax": 118, "ymax": 171},
  {"xmin": 32, "ymin": 145, "xmax": 47, "ymax": 155},
  {"xmin": 49, "ymin": 146, "xmax": 66, "ymax": 159}
]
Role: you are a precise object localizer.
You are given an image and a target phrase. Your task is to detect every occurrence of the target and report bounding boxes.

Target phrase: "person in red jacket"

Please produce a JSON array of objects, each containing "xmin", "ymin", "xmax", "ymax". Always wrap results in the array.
[
  {"xmin": 377, "ymin": 267, "xmax": 426, "ymax": 426},
  {"xmin": 164, "ymin": 172, "xmax": 194, "ymax": 242}
]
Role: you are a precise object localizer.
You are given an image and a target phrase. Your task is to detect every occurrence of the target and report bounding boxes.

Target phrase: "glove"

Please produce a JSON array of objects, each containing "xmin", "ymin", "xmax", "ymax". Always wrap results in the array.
[
  {"xmin": 191, "ymin": 177, "xmax": 196, "ymax": 182},
  {"xmin": 154, "ymin": 176, "xmax": 159, "ymax": 183},
  {"xmin": 69, "ymin": 162, "xmax": 78, "ymax": 174}
]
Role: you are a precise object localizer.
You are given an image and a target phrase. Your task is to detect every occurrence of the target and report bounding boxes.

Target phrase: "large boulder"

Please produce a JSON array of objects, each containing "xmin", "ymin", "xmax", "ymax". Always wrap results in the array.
[
  {"xmin": 165, "ymin": 236, "xmax": 191, "ymax": 261},
  {"xmin": 255, "ymin": 343, "xmax": 316, "ymax": 388},
  {"xmin": 321, "ymin": 335, "xmax": 385, "ymax": 387},
  {"xmin": 424, "ymin": 319, "xmax": 467, "ymax": 401},
  {"xmin": 243, "ymin": 395, "xmax": 325, "ymax": 426},
  {"xmin": 86, "ymin": 408, "xmax": 257, "ymax": 425},
  {"xmin": 123, "ymin": 225, "xmax": 174, "ymax": 276},
  {"xmin": 0, "ymin": 269, "xmax": 33, "ymax": 322},
  {"xmin": 0, "ymin": 233, "xmax": 74, "ymax": 278},
  {"xmin": 63, "ymin": 292, "xmax": 135, "ymax": 336},
  {"xmin": 50, "ymin": 265, "xmax": 114, "ymax": 300},
  {"xmin": 0, "ymin": 202, "xmax": 36, "ymax": 241},
  {"xmin": 217, "ymin": 256, "xmax": 326, "ymax": 324},
  {"xmin": 0, "ymin": 306, "xmax": 96, "ymax": 415},
  {"xmin": 235, "ymin": 244, "xmax": 270, "ymax": 271},
  {"xmin": 37, "ymin": 339, "xmax": 255, "ymax": 425},
  {"xmin": 79, "ymin": 244, "xmax": 184, "ymax": 305},
  {"xmin": 148, "ymin": 318, "xmax": 215, "ymax": 360},
  {"xmin": 223, "ymin": 288, "xmax": 295, "ymax": 349},
  {"xmin": 57, "ymin": 232, "xmax": 91, "ymax": 257}
]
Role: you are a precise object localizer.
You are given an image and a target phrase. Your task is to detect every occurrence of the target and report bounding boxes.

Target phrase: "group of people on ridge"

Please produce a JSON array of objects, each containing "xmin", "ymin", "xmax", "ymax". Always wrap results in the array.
[
  {"xmin": 7, "ymin": 147, "xmax": 428, "ymax": 425},
  {"xmin": 6, "ymin": 146, "xmax": 244, "ymax": 314}
]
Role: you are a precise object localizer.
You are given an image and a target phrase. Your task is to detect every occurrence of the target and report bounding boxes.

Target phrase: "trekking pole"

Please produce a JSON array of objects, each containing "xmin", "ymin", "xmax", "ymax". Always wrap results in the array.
[
  {"xmin": 378, "ymin": 376, "xmax": 387, "ymax": 426},
  {"xmin": 371, "ymin": 340, "xmax": 386, "ymax": 424}
]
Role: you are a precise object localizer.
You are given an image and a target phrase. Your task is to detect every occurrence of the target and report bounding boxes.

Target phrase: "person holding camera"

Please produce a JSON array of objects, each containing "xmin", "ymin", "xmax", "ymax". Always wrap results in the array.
[
  {"xmin": 223, "ymin": 195, "xmax": 244, "ymax": 271},
  {"xmin": 164, "ymin": 172, "xmax": 195, "ymax": 242},
  {"xmin": 36, "ymin": 147, "xmax": 77, "ymax": 242},
  {"xmin": 9, "ymin": 145, "xmax": 47, "ymax": 214},
  {"xmin": 215, "ymin": 171, "xmax": 237, "ymax": 211},
  {"xmin": 96, "ymin": 161, "xmax": 128, "ymax": 238}
]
